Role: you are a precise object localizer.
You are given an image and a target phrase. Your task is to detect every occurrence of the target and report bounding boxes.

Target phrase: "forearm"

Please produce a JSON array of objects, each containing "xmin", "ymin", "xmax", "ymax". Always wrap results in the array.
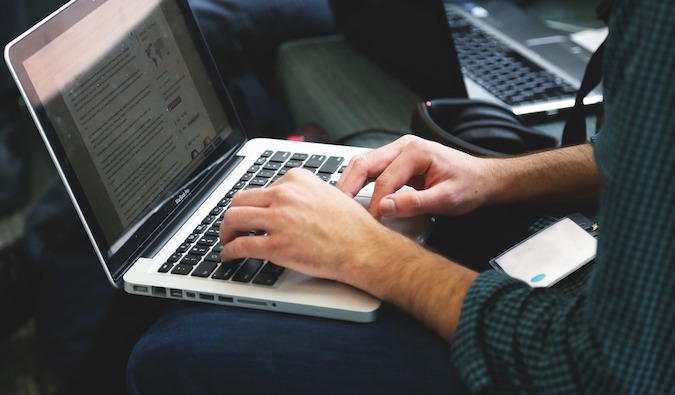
[
  {"xmin": 344, "ymin": 228, "xmax": 478, "ymax": 343},
  {"xmin": 483, "ymin": 143, "xmax": 600, "ymax": 206}
]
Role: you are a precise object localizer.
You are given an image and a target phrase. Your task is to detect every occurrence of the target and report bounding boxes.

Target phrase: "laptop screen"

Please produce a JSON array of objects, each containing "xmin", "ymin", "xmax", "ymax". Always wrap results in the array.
[
  {"xmin": 330, "ymin": 0, "xmax": 467, "ymax": 100},
  {"xmin": 6, "ymin": 0, "xmax": 245, "ymax": 279}
]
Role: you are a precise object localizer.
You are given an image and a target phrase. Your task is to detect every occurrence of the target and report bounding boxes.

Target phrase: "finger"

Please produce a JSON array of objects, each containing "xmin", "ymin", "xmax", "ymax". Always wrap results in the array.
[
  {"xmin": 229, "ymin": 187, "xmax": 274, "ymax": 208},
  {"xmin": 219, "ymin": 232, "xmax": 270, "ymax": 263},
  {"xmin": 377, "ymin": 188, "xmax": 445, "ymax": 218},
  {"xmin": 337, "ymin": 136, "xmax": 412, "ymax": 197},
  {"xmin": 367, "ymin": 146, "xmax": 431, "ymax": 216},
  {"xmin": 219, "ymin": 206, "xmax": 274, "ymax": 245}
]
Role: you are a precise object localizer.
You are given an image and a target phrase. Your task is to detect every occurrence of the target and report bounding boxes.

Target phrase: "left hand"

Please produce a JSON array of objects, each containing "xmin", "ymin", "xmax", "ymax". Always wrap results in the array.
[{"xmin": 218, "ymin": 168, "xmax": 402, "ymax": 284}]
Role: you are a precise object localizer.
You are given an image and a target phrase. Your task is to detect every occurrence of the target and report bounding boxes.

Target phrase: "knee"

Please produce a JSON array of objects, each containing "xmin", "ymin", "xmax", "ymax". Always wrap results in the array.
[{"xmin": 126, "ymin": 330, "xmax": 200, "ymax": 394}]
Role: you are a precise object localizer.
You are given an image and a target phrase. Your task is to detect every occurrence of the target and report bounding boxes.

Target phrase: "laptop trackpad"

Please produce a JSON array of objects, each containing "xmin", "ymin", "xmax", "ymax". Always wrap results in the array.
[{"xmin": 353, "ymin": 193, "xmax": 434, "ymax": 243}]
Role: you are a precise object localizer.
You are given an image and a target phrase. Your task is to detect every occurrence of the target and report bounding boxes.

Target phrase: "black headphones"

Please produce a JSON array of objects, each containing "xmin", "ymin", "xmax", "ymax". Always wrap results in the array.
[{"xmin": 411, "ymin": 98, "xmax": 559, "ymax": 156}]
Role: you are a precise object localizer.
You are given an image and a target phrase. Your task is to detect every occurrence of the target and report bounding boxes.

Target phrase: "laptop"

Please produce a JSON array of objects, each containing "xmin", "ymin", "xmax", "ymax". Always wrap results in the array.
[
  {"xmin": 5, "ymin": 0, "xmax": 433, "ymax": 323},
  {"xmin": 443, "ymin": 1, "xmax": 603, "ymax": 122},
  {"xmin": 331, "ymin": 0, "xmax": 603, "ymax": 123}
]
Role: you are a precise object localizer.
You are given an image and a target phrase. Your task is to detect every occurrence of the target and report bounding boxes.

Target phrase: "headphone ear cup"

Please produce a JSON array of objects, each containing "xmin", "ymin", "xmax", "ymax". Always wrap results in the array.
[
  {"xmin": 452, "ymin": 120, "xmax": 527, "ymax": 155},
  {"xmin": 411, "ymin": 99, "xmax": 559, "ymax": 157},
  {"xmin": 451, "ymin": 102, "xmax": 521, "ymax": 126}
]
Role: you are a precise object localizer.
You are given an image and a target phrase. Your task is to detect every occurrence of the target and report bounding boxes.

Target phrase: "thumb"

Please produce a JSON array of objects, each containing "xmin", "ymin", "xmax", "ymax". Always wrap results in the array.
[{"xmin": 378, "ymin": 191, "xmax": 424, "ymax": 218}]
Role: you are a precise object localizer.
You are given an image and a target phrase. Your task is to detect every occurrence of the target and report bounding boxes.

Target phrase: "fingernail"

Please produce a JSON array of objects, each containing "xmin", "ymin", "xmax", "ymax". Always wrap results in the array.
[{"xmin": 380, "ymin": 198, "xmax": 396, "ymax": 217}]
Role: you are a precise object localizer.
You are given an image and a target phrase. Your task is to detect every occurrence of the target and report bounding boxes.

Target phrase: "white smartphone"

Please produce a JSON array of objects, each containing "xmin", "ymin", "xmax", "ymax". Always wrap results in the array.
[{"xmin": 490, "ymin": 217, "xmax": 597, "ymax": 287}]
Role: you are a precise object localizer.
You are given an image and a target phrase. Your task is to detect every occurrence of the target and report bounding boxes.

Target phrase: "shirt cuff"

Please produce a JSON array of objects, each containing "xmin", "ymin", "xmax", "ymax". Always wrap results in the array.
[{"xmin": 449, "ymin": 270, "xmax": 526, "ymax": 393}]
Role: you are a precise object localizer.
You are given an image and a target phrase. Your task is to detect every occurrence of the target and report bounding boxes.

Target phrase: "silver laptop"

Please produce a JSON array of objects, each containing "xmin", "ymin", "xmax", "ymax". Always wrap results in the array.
[
  {"xmin": 5, "ymin": 0, "xmax": 433, "ymax": 323},
  {"xmin": 444, "ymin": 0, "xmax": 603, "ymax": 122}
]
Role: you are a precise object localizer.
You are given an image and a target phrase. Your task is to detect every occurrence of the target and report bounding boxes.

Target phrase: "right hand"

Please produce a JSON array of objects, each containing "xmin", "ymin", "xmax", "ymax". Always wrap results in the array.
[{"xmin": 337, "ymin": 135, "xmax": 497, "ymax": 218}]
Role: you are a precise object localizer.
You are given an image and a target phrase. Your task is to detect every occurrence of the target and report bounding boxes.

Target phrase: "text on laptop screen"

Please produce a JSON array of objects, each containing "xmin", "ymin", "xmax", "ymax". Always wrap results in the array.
[{"xmin": 21, "ymin": 0, "xmax": 233, "ymax": 249}]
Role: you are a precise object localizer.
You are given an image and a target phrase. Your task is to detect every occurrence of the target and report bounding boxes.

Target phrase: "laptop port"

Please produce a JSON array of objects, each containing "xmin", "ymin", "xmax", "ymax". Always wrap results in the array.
[
  {"xmin": 152, "ymin": 287, "xmax": 166, "ymax": 296},
  {"xmin": 238, "ymin": 299, "xmax": 266, "ymax": 307},
  {"xmin": 132, "ymin": 285, "xmax": 149, "ymax": 293}
]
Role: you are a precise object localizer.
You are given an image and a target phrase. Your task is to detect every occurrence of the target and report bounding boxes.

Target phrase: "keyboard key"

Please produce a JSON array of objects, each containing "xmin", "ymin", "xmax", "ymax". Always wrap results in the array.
[
  {"xmin": 284, "ymin": 160, "xmax": 303, "ymax": 168},
  {"xmin": 317, "ymin": 173, "xmax": 331, "ymax": 182},
  {"xmin": 263, "ymin": 162, "xmax": 282, "ymax": 171},
  {"xmin": 171, "ymin": 264, "xmax": 193, "ymax": 275},
  {"xmin": 232, "ymin": 258, "xmax": 264, "ymax": 283},
  {"xmin": 256, "ymin": 170, "xmax": 275, "ymax": 178},
  {"xmin": 290, "ymin": 153, "xmax": 308, "ymax": 161},
  {"xmin": 202, "ymin": 215, "xmax": 217, "ymax": 225},
  {"xmin": 204, "ymin": 252, "xmax": 222, "ymax": 262},
  {"xmin": 191, "ymin": 261, "xmax": 218, "ymax": 278},
  {"xmin": 269, "ymin": 151, "xmax": 291, "ymax": 163},
  {"xmin": 181, "ymin": 255, "xmax": 201, "ymax": 265},
  {"xmin": 260, "ymin": 262, "xmax": 285, "ymax": 276},
  {"xmin": 304, "ymin": 154, "xmax": 326, "ymax": 168},
  {"xmin": 249, "ymin": 177, "xmax": 268, "ymax": 187},
  {"xmin": 318, "ymin": 156, "xmax": 344, "ymax": 174},
  {"xmin": 189, "ymin": 246, "xmax": 209, "ymax": 256},
  {"xmin": 253, "ymin": 262, "xmax": 285, "ymax": 286},
  {"xmin": 198, "ymin": 236, "xmax": 218, "ymax": 246},
  {"xmin": 158, "ymin": 262, "xmax": 174, "ymax": 273},
  {"xmin": 225, "ymin": 189, "xmax": 238, "ymax": 199},
  {"xmin": 212, "ymin": 258, "xmax": 245, "ymax": 280},
  {"xmin": 252, "ymin": 272, "xmax": 280, "ymax": 286},
  {"xmin": 176, "ymin": 243, "xmax": 191, "ymax": 253}
]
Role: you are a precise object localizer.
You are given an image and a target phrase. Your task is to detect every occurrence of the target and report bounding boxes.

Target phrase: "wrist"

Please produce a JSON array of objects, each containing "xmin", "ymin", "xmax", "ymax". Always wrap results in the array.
[
  {"xmin": 342, "ymin": 226, "xmax": 423, "ymax": 297},
  {"xmin": 344, "ymin": 224, "xmax": 479, "ymax": 341}
]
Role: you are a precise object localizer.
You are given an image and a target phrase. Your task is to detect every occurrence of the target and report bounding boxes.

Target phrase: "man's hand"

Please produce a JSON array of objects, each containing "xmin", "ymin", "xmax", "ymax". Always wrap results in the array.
[
  {"xmin": 218, "ymin": 168, "xmax": 399, "ymax": 284},
  {"xmin": 338, "ymin": 135, "xmax": 600, "ymax": 218},
  {"xmin": 337, "ymin": 135, "xmax": 496, "ymax": 219}
]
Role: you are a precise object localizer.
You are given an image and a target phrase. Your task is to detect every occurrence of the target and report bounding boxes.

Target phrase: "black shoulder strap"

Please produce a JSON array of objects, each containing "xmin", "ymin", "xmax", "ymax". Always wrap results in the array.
[
  {"xmin": 561, "ymin": 0, "xmax": 612, "ymax": 146},
  {"xmin": 596, "ymin": 0, "xmax": 614, "ymax": 24}
]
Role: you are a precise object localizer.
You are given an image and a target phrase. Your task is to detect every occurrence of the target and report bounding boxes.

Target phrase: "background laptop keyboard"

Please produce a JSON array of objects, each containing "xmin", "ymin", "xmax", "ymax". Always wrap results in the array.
[
  {"xmin": 157, "ymin": 150, "xmax": 346, "ymax": 286},
  {"xmin": 445, "ymin": 6, "xmax": 578, "ymax": 107}
]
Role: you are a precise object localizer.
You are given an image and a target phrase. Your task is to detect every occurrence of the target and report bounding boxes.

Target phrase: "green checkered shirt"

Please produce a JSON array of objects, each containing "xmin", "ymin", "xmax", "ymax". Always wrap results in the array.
[{"xmin": 450, "ymin": 1, "xmax": 675, "ymax": 394}]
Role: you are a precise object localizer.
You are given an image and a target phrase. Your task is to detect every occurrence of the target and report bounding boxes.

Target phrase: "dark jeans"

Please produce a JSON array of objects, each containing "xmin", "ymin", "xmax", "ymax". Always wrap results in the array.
[{"xmin": 127, "ymin": 302, "xmax": 472, "ymax": 395}]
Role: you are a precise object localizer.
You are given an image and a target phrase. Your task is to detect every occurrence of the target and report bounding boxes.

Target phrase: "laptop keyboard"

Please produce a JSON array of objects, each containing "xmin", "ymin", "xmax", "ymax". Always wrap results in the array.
[
  {"xmin": 158, "ymin": 150, "xmax": 346, "ymax": 286},
  {"xmin": 445, "ymin": 7, "xmax": 578, "ymax": 107}
]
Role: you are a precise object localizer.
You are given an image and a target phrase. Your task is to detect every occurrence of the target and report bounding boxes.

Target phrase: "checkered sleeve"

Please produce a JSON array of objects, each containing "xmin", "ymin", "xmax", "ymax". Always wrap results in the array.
[
  {"xmin": 450, "ymin": 1, "xmax": 675, "ymax": 393},
  {"xmin": 450, "ymin": 271, "xmax": 611, "ymax": 394}
]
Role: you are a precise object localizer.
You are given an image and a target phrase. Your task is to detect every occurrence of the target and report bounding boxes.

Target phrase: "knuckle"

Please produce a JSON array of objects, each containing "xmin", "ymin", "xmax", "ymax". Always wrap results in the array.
[
  {"xmin": 405, "ymin": 135, "xmax": 427, "ymax": 153},
  {"xmin": 349, "ymin": 154, "xmax": 368, "ymax": 171},
  {"xmin": 409, "ymin": 193, "xmax": 424, "ymax": 211},
  {"xmin": 399, "ymin": 134, "xmax": 418, "ymax": 144}
]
